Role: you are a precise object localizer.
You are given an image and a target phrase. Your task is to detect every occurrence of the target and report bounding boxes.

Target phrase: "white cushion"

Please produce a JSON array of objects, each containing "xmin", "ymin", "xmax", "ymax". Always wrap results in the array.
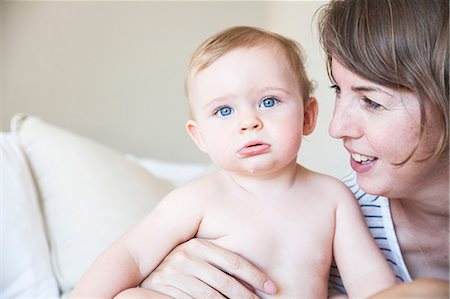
[
  {"xmin": 11, "ymin": 114, "xmax": 174, "ymax": 295},
  {"xmin": 126, "ymin": 155, "xmax": 217, "ymax": 187},
  {"xmin": 0, "ymin": 132, "xmax": 59, "ymax": 298}
]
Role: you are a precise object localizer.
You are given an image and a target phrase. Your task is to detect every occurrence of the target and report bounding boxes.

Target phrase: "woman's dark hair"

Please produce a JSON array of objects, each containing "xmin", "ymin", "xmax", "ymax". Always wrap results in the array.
[{"xmin": 318, "ymin": 0, "xmax": 449, "ymax": 163}]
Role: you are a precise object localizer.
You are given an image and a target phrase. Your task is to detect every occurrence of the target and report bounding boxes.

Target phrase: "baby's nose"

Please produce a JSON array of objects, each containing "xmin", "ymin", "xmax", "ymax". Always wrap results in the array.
[{"xmin": 240, "ymin": 116, "xmax": 263, "ymax": 132}]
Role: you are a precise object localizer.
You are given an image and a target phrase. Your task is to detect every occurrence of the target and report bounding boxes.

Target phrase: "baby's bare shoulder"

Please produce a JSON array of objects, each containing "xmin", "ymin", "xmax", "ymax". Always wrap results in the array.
[
  {"xmin": 164, "ymin": 171, "xmax": 224, "ymax": 204},
  {"xmin": 299, "ymin": 168, "xmax": 354, "ymax": 202}
]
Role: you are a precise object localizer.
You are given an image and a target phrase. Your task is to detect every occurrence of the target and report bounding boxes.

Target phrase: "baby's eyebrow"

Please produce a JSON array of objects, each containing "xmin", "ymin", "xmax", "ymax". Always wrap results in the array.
[
  {"xmin": 259, "ymin": 86, "xmax": 291, "ymax": 96},
  {"xmin": 201, "ymin": 95, "xmax": 232, "ymax": 110}
]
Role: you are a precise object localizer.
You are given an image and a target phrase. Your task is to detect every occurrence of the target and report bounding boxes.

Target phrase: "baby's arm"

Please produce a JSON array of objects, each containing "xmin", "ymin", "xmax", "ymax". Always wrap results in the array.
[
  {"xmin": 115, "ymin": 287, "xmax": 174, "ymax": 298},
  {"xmin": 332, "ymin": 184, "xmax": 396, "ymax": 298},
  {"xmin": 70, "ymin": 188, "xmax": 203, "ymax": 298}
]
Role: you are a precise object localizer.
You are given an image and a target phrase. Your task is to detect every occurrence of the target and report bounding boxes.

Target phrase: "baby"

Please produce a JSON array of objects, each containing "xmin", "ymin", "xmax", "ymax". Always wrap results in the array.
[{"xmin": 71, "ymin": 26, "xmax": 396, "ymax": 298}]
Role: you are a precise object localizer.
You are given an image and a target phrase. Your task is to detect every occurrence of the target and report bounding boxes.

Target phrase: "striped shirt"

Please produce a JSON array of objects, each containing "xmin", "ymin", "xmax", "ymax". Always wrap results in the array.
[{"xmin": 328, "ymin": 172, "xmax": 411, "ymax": 294}]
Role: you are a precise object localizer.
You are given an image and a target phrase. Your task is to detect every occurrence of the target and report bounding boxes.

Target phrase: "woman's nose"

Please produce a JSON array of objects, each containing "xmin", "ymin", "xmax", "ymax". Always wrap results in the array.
[
  {"xmin": 239, "ymin": 115, "xmax": 263, "ymax": 133},
  {"xmin": 329, "ymin": 99, "xmax": 360, "ymax": 139}
]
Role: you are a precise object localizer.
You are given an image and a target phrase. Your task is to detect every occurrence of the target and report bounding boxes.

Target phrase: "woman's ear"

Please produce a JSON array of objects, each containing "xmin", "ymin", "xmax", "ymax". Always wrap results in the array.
[
  {"xmin": 303, "ymin": 97, "xmax": 318, "ymax": 136},
  {"xmin": 186, "ymin": 120, "xmax": 208, "ymax": 153}
]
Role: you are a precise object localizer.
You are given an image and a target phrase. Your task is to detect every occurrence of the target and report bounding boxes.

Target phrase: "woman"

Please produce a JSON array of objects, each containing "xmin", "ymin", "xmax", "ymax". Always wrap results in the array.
[{"xmin": 139, "ymin": 0, "xmax": 449, "ymax": 297}]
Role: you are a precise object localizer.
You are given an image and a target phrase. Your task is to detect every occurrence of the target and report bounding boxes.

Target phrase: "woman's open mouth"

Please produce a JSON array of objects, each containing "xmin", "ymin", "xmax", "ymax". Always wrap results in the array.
[
  {"xmin": 350, "ymin": 152, "xmax": 378, "ymax": 173},
  {"xmin": 350, "ymin": 152, "xmax": 377, "ymax": 165}
]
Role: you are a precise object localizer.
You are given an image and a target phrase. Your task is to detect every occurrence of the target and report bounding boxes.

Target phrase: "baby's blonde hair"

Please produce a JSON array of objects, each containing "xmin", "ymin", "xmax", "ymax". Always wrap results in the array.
[{"xmin": 185, "ymin": 26, "xmax": 313, "ymax": 108}]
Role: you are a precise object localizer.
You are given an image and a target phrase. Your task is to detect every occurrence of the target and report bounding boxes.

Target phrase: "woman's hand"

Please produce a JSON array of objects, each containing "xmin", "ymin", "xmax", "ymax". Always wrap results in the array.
[{"xmin": 140, "ymin": 238, "xmax": 277, "ymax": 298}]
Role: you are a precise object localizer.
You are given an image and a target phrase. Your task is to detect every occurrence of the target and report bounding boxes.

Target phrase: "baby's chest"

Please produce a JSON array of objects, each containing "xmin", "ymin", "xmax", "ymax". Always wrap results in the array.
[{"xmin": 197, "ymin": 201, "xmax": 336, "ymax": 279}]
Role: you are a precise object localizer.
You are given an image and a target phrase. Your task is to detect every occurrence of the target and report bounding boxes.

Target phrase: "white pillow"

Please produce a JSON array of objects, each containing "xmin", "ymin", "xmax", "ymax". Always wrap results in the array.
[
  {"xmin": 126, "ymin": 155, "xmax": 217, "ymax": 187},
  {"xmin": 0, "ymin": 132, "xmax": 59, "ymax": 298},
  {"xmin": 11, "ymin": 114, "xmax": 174, "ymax": 295}
]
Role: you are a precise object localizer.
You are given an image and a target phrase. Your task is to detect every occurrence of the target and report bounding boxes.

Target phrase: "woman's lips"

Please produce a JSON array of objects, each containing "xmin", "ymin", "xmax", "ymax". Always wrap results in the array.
[
  {"xmin": 237, "ymin": 142, "xmax": 271, "ymax": 157},
  {"xmin": 349, "ymin": 153, "xmax": 378, "ymax": 173},
  {"xmin": 350, "ymin": 152, "xmax": 376, "ymax": 164}
]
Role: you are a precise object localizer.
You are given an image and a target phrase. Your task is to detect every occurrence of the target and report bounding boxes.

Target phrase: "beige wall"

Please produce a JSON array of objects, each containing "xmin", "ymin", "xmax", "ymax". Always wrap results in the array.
[
  {"xmin": 0, "ymin": 1, "xmax": 4, "ymax": 127},
  {"xmin": 1, "ymin": 1, "xmax": 350, "ymax": 178}
]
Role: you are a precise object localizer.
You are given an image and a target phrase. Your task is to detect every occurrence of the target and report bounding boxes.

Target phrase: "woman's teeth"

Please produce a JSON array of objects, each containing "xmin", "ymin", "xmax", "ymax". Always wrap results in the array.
[{"xmin": 351, "ymin": 153, "xmax": 376, "ymax": 164}]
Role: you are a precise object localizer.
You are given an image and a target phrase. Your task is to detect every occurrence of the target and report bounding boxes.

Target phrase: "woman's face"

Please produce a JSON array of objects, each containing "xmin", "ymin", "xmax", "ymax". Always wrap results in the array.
[{"xmin": 329, "ymin": 58, "xmax": 445, "ymax": 198}]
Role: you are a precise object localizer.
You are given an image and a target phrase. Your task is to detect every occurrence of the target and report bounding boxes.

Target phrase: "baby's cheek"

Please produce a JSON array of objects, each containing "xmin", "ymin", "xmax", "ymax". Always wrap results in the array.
[
  {"xmin": 284, "ymin": 123, "xmax": 304, "ymax": 144},
  {"xmin": 207, "ymin": 142, "xmax": 235, "ymax": 167}
]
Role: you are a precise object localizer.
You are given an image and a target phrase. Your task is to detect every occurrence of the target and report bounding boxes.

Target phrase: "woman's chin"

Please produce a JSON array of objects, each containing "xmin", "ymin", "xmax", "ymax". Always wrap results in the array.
[{"xmin": 355, "ymin": 174, "xmax": 390, "ymax": 197}]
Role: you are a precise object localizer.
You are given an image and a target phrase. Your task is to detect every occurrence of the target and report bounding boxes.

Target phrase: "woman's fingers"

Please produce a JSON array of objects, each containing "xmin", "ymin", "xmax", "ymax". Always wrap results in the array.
[
  {"xmin": 140, "ymin": 238, "xmax": 276, "ymax": 298},
  {"xmin": 148, "ymin": 286, "xmax": 192, "ymax": 299},
  {"xmin": 194, "ymin": 260, "xmax": 261, "ymax": 299},
  {"xmin": 144, "ymin": 265, "xmax": 227, "ymax": 299},
  {"xmin": 193, "ymin": 239, "xmax": 277, "ymax": 294}
]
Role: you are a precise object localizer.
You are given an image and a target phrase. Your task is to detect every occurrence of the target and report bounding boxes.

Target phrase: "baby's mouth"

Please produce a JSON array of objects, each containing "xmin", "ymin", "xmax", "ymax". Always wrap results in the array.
[
  {"xmin": 237, "ymin": 142, "xmax": 271, "ymax": 157},
  {"xmin": 350, "ymin": 152, "xmax": 377, "ymax": 165}
]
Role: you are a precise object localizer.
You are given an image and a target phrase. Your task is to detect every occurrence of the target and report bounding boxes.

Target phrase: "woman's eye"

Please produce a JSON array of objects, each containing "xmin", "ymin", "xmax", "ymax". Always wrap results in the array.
[
  {"xmin": 362, "ymin": 97, "xmax": 383, "ymax": 110},
  {"xmin": 330, "ymin": 84, "xmax": 341, "ymax": 95},
  {"xmin": 260, "ymin": 97, "xmax": 279, "ymax": 108},
  {"xmin": 214, "ymin": 106, "xmax": 234, "ymax": 117}
]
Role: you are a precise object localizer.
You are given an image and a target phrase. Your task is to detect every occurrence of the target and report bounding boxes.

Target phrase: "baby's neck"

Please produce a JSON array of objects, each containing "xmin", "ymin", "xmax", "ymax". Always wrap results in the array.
[{"xmin": 221, "ymin": 162, "xmax": 302, "ymax": 197}]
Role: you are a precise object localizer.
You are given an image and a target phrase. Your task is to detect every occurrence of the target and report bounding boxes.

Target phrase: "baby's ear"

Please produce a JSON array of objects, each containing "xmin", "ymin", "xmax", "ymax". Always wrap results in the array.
[
  {"xmin": 186, "ymin": 120, "xmax": 208, "ymax": 153},
  {"xmin": 303, "ymin": 97, "xmax": 318, "ymax": 136}
]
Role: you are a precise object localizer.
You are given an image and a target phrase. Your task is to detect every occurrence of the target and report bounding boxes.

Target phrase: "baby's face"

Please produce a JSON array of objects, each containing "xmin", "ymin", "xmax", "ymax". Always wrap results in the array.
[{"xmin": 187, "ymin": 46, "xmax": 306, "ymax": 175}]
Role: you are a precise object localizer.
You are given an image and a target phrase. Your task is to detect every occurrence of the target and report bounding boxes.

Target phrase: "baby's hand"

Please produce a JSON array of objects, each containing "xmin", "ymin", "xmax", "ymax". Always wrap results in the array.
[{"xmin": 114, "ymin": 287, "xmax": 174, "ymax": 299}]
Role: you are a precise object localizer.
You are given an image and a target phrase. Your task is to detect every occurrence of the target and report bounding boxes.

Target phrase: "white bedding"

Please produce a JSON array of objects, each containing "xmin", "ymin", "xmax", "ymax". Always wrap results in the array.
[{"xmin": 1, "ymin": 115, "xmax": 214, "ymax": 298}]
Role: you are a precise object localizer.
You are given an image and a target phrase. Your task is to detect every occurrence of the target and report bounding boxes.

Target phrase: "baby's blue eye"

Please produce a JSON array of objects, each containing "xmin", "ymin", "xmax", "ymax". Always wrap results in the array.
[
  {"xmin": 216, "ymin": 106, "xmax": 234, "ymax": 117},
  {"xmin": 260, "ymin": 97, "xmax": 279, "ymax": 108}
]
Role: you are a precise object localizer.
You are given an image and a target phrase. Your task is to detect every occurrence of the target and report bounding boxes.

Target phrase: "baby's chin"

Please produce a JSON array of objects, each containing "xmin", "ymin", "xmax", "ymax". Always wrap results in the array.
[
  {"xmin": 238, "ymin": 156, "xmax": 280, "ymax": 175},
  {"xmin": 215, "ymin": 156, "xmax": 283, "ymax": 176}
]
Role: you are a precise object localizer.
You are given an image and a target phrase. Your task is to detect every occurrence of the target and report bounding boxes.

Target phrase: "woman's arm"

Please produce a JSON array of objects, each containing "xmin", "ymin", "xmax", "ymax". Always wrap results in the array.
[
  {"xmin": 369, "ymin": 278, "xmax": 449, "ymax": 298},
  {"xmin": 140, "ymin": 238, "xmax": 277, "ymax": 299}
]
